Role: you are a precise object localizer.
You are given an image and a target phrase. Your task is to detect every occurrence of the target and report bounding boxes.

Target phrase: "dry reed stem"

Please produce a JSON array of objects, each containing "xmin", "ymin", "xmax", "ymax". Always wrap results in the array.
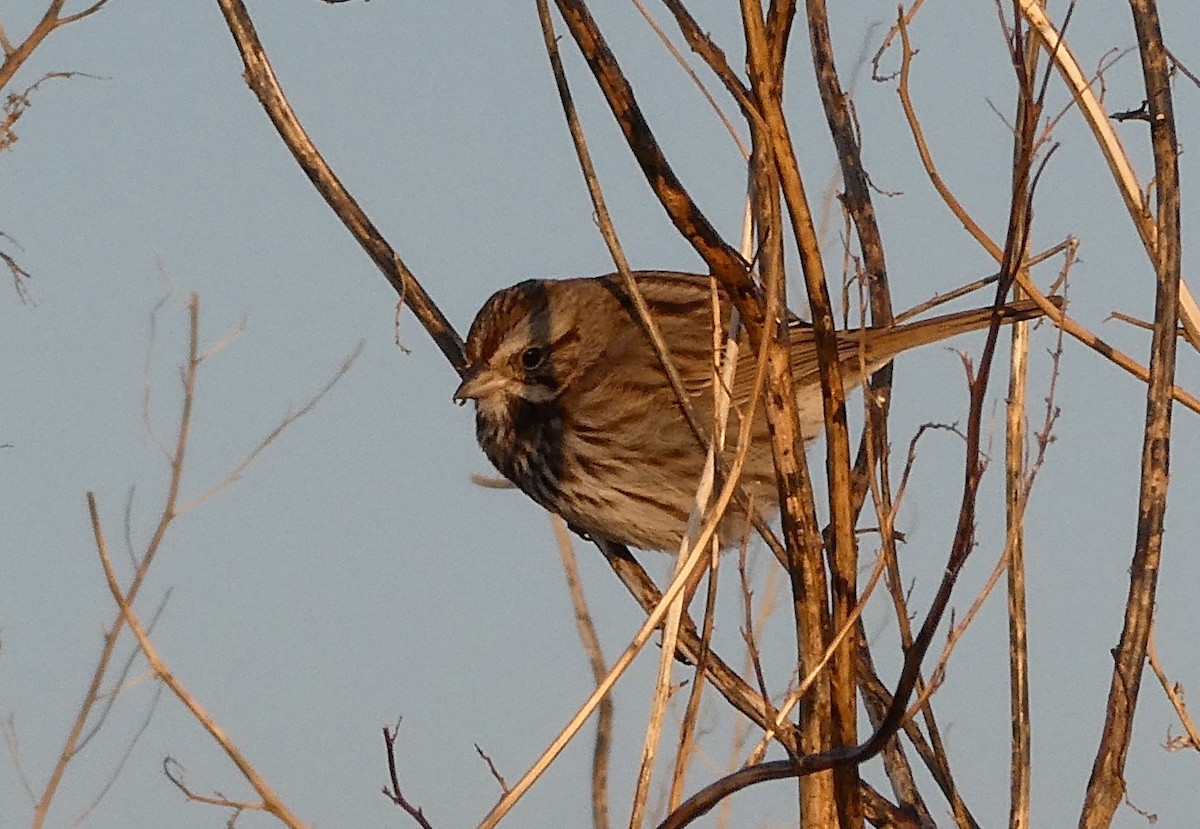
[
  {"xmin": 632, "ymin": 548, "xmax": 694, "ymax": 829},
  {"xmin": 1004, "ymin": 19, "xmax": 1052, "ymax": 826},
  {"xmin": 1006, "ymin": 310, "xmax": 1033, "ymax": 829},
  {"xmin": 666, "ymin": 541, "xmax": 720, "ymax": 812}
]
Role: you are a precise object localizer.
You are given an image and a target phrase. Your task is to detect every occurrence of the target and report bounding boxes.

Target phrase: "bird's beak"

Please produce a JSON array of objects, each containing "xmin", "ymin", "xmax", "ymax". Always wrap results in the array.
[{"xmin": 453, "ymin": 364, "xmax": 502, "ymax": 404}]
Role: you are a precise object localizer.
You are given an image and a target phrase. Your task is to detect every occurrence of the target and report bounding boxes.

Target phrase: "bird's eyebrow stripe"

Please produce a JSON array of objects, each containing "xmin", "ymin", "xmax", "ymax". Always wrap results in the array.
[{"xmin": 550, "ymin": 327, "xmax": 580, "ymax": 351}]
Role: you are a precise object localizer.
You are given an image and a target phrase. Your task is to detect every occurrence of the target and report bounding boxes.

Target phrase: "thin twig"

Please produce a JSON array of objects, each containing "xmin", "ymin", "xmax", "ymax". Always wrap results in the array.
[
  {"xmin": 30, "ymin": 295, "xmax": 201, "ymax": 829},
  {"xmin": 381, "ymin": 725, "xmax": 435, "ymax": 829},
  {"xmin": 175, "ymin": 341, "xmax": 362, "ymax": 515},
  {"xmin": 90, "ymin": 493, "xmax": 307, "ymax": 829},
  {"xmin": 1147, "ymin": 626, "xmax": 1200, "ymax": 753},
  {"xmin": 551, "ymin": 516, "xmax": 612, "ymax": 829},
  {"xmin": 631, "ymin": 0, "xmax": 748, "ymax": 159},
  {"xmin": 474, "ymin": 745, "xmax": 510, "ymax": 795},
  {"xmin": 163, "ymin": 758, "xmax": 264, "ymax": 816},
  {"xmin": 3, "ymin": 714, "xmax": 36, "ymax": 803},
  {"xmin": 1015, "ymin": 0, "xmax": 1200, "ymax": 350},
  {"xmin": 69, "ymin": 683, "xmax": 164, "ymax": 829}
]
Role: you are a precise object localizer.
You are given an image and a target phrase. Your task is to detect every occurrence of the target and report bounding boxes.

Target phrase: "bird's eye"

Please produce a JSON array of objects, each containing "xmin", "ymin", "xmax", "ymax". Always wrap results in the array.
[{"xmin": 520, "ymin": 347, "xmax": 546, "ymax": 370}]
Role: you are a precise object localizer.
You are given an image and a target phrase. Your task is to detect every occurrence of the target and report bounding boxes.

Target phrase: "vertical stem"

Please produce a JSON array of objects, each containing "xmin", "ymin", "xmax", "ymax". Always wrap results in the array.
[
  {"xmin": 1005, "ymin": 298, "xmax": 1032, "ymax": 829},
  {"xmin": 746, "ymin": 130, "xmax": 835, "ymax": 822},
  {"xmin": 1006, "ymin": 12, "xmax": 1042, "ymax": 826},
  {"xmin": 1079, "ymin": 1, "xmax": 1180, "ymax": 824},
  {"xmin": 744, "ymin": 1, "xmax": 855, "ymax": 823}
]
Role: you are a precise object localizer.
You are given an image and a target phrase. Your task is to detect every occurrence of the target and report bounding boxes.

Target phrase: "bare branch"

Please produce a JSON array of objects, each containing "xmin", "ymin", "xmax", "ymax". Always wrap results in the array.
[
  {"xmin": 90, "ymin": 493, "xmax": 308, "ymax": 829},
  {"xmin": 474, "ymin": 745, "xmax": 511, "ymax": 795},
  {"xmin": 213, "ymin": 0, "xmax": 465, "ymax": 371},
  {"xmin": 175, "ymin": 340, "xmax": 362, "ymax": 515},
  {"xmin": 1080, "ymin": 2, "xmax": 1181, "ymax": 821},
  {"xmin": 551, "ymin": 517, "xmax": 611, "ymax": 829},
  {"xmin": 381, "ymin": 726, "xmax": 435, "ymax": 829},
  {"xmin": 54, "ymin": 0, "xmax": 112, "ymax": 27},
  {"xmin": 30, "ymin": 296, "xmax": 201, "ymax": 829},
  {"xmin": 1147, "ymin": 626, "xmax": 1200, "ymax": 754}
]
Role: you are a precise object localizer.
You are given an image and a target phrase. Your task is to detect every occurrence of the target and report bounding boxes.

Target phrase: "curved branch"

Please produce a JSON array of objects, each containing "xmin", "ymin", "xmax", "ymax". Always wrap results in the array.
[{"xmin": 213, "ymin": 0, "xmax": 466, "ymax": 372}]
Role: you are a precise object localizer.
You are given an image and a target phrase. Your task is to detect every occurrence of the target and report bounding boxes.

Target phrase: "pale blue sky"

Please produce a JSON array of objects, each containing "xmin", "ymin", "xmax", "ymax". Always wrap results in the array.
[{"xmin": 3, "ymin": 2, "xmax": 1199, "ymax": 827}]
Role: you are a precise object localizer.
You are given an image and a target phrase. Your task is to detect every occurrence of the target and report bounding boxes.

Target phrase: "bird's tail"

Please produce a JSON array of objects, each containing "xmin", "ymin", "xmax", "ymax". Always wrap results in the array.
[
  {"xmin": 860, "ymin": 295, "xmax": 1064, "ymax": 364},
  {"xmin": 785, "ymin": 295, "xmax": 1063, "ymax": 386}
]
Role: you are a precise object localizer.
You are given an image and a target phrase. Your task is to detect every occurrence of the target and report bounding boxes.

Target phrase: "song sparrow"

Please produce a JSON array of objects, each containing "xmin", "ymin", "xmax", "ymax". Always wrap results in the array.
[{"xmin": 455, "ymin": 270, "xmax": 1054, "ymax": 552}]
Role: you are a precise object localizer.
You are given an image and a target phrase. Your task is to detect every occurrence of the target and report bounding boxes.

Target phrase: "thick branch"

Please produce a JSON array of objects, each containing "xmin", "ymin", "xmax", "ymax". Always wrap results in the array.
[{"xmin": 1079, "ymin": 1, "xmax": 1180, "ymax": 824}]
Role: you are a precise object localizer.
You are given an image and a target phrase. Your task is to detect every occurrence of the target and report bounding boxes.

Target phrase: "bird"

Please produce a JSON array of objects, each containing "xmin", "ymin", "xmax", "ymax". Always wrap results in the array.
[{"xmin": 454, "ymin": 270, "xmax": 1056, "ymax": 552}]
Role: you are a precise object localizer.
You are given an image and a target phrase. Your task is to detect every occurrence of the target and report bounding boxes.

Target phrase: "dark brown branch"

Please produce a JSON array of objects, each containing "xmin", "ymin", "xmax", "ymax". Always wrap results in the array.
[
  {"xmin": 213, "ymin": 0, "xmax": 466, "ymax": 373},
  {"xmin": 1079, "ymin": 1, "xmax": 1180, "ymax": 824},
  {"xmin": 805, "ymin": 2, "xmax": 896, "ymax": 822},
  {"xmin": 382, "ymin": 726, "xmax": 435, "ymax": 829},
  {"xmin": 552, "ymin": 0, "xmax": 762, "ymax": 331}
]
